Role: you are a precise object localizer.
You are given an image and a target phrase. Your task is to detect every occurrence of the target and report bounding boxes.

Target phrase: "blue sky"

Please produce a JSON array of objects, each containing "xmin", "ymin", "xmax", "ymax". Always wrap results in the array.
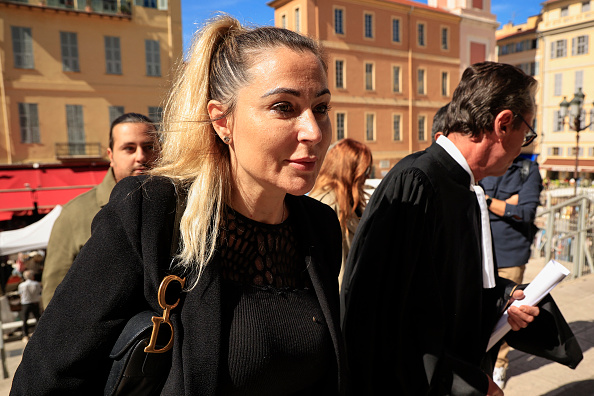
[{"xmin": 180, "ymin": 0, "xmax": 544, "ymax": 54}]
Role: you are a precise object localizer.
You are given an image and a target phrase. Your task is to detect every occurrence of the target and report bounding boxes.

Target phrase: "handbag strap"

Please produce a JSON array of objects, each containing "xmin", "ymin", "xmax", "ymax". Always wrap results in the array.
[{"xmin": 145, "ymin": 187, "xmax": 188, "ymax": 354}]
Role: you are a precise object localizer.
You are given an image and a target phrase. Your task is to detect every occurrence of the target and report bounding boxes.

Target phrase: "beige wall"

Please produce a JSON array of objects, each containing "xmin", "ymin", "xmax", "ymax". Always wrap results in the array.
[{"xmin": 0, "ymin": 1, "xmax": 183, "ymax": 165}]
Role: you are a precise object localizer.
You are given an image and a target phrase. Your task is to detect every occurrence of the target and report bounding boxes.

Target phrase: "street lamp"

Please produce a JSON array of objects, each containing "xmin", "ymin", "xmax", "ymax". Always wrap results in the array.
[{"xmin": 559, "ymin": 88, "xmax": 593, "ymax": 196}]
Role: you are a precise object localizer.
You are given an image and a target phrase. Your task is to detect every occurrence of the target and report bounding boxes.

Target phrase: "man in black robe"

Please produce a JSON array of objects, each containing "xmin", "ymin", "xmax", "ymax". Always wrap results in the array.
[{"xmin": 341, "ymin": 62, "xmax": 542, "ymax": 395}]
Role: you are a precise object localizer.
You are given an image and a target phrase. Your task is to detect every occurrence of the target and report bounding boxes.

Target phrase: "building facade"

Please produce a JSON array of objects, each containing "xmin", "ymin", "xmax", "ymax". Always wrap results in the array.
[
  {"xmin": 0, "ymin": 0, "xmax": 182, "ymax": 223},
  {"xmin": 268, "ymin": 0, "xmax": 497, "ymax": 176},
  {"xmin": 497, "ymin": 0, "xmax": 594, "ymax": 183}
]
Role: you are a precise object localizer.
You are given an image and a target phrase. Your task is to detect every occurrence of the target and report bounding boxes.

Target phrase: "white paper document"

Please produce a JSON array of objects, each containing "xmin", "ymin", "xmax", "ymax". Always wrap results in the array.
[{"xmin": 486, "ymin": 260, "xmax": 570, "ymax": 351}]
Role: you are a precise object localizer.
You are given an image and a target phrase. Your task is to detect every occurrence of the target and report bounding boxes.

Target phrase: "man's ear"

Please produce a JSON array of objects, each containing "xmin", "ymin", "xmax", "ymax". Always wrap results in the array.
[
  {"xmin": 207, "ymin": 100, "xmax": 231, "ymax": 139},
  {"xmin": 494, "ymin": 109, "xmax": 514, "ymax": 138}
]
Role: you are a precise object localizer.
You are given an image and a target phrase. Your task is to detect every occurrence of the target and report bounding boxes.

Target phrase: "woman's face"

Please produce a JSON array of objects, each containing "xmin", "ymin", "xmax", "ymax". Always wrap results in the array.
[{"xmin": 211, "ymin": 46, "xmax": 332, "ymax": 198}]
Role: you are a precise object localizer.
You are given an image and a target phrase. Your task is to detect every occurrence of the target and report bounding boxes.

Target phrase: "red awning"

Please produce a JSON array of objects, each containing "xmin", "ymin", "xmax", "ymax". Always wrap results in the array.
[
  {"xmin": 541, "ymin": 158, "xmax": 594, "ymax": 172},
  {"xmin": 0, "ymin": 166, "xmax": 109, "ymax": 221}
]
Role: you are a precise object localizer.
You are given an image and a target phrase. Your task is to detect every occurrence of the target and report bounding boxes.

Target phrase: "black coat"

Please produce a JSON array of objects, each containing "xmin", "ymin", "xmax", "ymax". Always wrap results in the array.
[{"xmin": 11, "ymin": 176, "xmax": 346, "ymax": 395}]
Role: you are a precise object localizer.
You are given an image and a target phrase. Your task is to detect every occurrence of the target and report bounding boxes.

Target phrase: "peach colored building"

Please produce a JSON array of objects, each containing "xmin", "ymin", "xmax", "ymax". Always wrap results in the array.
[
  {"xmin": 268, "ymin": 0, "xmax": 496, "ymax": 176},
  {"xmin": 0, "ymin": 0, "xmax": 182, "ymax": 222},
  {"xmin": 496, "ymin": 0, "xmax": 594, "ymax": 183}
]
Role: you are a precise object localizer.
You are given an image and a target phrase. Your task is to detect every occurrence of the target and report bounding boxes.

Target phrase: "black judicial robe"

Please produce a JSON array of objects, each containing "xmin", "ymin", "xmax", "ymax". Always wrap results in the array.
[{"xmin": 341, "ymin": 143, "xmax": 514, "ymax": 395}]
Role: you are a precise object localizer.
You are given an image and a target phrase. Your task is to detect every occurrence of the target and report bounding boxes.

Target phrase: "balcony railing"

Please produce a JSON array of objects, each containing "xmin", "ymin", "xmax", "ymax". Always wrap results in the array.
[
  {"xmin": 44, "ymin": 0, "xmax": 131, "ymax": 15},
  {"xmin": 55, "ymin": 142, "xmax": 103, "ymax": 159}
]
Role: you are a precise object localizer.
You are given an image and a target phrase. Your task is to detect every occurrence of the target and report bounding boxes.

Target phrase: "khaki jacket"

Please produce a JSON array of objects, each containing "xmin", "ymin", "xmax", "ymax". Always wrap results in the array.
[{"xmin": 41, "ymin": 168, "xmax": 116, "ymax": 308}]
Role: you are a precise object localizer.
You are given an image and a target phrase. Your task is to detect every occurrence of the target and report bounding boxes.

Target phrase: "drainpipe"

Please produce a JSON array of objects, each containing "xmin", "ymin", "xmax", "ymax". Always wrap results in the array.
[
  {"xmin": 0, "ymin": 52, "xmax": 12, "ymax": 164},
  {"xmin": 408, "ymin": 6, "xmax": 415, "ymax": 154}
]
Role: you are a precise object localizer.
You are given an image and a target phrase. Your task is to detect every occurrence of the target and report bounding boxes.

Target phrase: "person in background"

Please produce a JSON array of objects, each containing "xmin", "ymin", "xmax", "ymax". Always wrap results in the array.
[
  {"xmin": 18, "ymin": 270, "xmax": 42, "ymax": 342},
  {"xmin": 41, "ymin": 113, "xmax": 158, "ymax": 308},
  {"xmin": 341, "ymin": 62, "xmax": 542, "ymax": 395},
  {"xmin": 309, "ymin": 138, "xmax": 372, "ymax": 289},
  {"xmin": 12, "ymin": 15, "xmax": 346, "ymax": 394},
  {"xmin": 480, "ymin": 155, "xmax": 543, "ymax": 388},
  {"xmin": 431, "ymin": 103, "xmax": 449, "ymax": 142}
]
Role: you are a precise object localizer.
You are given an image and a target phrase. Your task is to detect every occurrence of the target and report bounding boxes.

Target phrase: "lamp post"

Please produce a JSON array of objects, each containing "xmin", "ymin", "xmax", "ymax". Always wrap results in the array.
[{"xmin": 559, "ymin": 88, "xmax": 592, "ymax": 196}]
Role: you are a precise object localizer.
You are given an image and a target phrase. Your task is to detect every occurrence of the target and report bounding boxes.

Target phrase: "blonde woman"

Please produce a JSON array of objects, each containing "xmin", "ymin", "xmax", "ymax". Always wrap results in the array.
[
  {"xmin": 309, "ymin": 138, "xmax": 372, "ymax": 288},
  {"xmin": 12, "ymin": 15, "xmax": 345, "ymax": 395}
]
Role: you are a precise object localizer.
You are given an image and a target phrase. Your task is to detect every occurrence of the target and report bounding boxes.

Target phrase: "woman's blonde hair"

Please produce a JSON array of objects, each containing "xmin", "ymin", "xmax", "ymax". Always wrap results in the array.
[
  {"xmin": 150, "ymin": 14, "xmax": 327, "ymax": 286},
  {"xmin": 310, "ymin": 138, "xmax": 372, "ymax": 238}
]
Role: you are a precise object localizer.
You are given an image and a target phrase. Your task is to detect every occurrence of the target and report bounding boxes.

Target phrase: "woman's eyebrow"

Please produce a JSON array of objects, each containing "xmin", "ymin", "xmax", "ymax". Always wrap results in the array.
[{"xmin": 261, "ymin": 87, "xmax": 331, "ymax": 98}]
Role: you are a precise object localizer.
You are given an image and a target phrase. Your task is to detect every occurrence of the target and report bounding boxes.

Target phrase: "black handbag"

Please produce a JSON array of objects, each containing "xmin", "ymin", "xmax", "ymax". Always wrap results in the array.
[
  {"xmin": 104, "ymin": 191, "xmax": 187, "ymax": 396},
  {"xmin": 104, "ymin": 274, "xmax": 186, "ymax": 396}
]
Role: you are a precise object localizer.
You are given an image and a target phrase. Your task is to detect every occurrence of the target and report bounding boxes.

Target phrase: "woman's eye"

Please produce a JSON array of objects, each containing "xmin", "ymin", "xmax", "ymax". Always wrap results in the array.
[
  {"xmin": 314, "ymin": 104, "xmax": 331, "ymax": 115},
  {"xmin": 272, "ymin": 102, "xmax": 293, "ymax": 113}
]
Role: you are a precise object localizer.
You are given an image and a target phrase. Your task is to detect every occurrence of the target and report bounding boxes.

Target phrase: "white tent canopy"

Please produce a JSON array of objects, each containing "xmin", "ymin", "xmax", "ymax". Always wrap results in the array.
[{"xmin": 0, "ymin": 205, "xmax": 62, "ymax": 256}]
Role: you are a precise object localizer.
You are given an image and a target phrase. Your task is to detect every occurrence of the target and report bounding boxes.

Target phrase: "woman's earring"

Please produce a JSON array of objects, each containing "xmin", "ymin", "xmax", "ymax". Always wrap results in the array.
[{"xmin": 223, "ymin": 136, "xmax": 231, "ymax": 144}]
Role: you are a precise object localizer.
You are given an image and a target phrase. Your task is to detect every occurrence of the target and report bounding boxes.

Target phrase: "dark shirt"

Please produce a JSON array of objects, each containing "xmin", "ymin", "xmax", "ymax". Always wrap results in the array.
[
  {"xmin": 480, "ymin": 157, "xmax": 543, "ymax": 268},
  {"xmin": 218, "ymin": 209, "xmax": 334, "ymax": 395}
]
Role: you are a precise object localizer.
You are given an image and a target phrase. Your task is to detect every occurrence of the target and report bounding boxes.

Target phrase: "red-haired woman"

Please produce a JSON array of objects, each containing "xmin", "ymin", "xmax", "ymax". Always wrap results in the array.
[{"xmin": 310, "ymin": 138, "xmax": 372, "ymax": 289}]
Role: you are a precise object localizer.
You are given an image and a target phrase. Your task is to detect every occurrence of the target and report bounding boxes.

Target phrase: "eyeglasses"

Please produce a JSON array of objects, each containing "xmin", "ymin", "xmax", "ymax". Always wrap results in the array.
[{"xmin": 514, "ymin": 114, "xmax": 538, "ymax": 147}]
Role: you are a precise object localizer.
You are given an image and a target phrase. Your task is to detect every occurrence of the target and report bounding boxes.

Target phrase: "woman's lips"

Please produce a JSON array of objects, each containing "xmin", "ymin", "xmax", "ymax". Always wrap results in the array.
[{"xmin": 288, "ymin": 157, "xmax": 317, "ymax": 171}]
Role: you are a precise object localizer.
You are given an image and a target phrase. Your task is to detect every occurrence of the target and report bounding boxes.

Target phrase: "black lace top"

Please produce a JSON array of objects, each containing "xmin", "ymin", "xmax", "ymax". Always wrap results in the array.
[{"xmin": 217, "ymin": 208, "xmax": 334, "ymax": 395}]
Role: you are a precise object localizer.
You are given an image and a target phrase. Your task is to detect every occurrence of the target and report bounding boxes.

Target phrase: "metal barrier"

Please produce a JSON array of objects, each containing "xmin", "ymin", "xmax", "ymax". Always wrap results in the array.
[{"xmin": 534, "ymin": 192, "xmax": 594, "ymax": 279}]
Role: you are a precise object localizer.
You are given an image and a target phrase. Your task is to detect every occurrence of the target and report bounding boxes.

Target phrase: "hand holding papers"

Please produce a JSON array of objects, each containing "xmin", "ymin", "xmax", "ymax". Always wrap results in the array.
[{"xmin": 487, "ymin": 260, "xmax": 570, "ymax": 351}]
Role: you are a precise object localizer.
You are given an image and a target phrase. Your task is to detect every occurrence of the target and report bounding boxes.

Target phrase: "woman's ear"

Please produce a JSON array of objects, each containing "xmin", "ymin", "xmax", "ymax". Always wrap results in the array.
[{"xmin": 208, "ymin": 100, "xmax": 231, "ymax": 139}]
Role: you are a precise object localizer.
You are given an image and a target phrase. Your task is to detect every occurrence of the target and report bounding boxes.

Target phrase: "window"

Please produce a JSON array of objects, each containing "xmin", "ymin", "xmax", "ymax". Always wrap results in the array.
[
  {"xmin": 105, "ymin": 36, "xmax": 122, "ymax": 74},
  {"xmin": 516, "ymin": 40, "xmax": 525, "ymax": 52},
  {"xmin": 418, "ymin": 115, "xmax": 426, "ymax": 141},
  {"xmin": 11, "ymin": 26, "xmax": 34, "ymax": 69},
  {"xmin": 148, "ymin": 106, "xmax": 163, "ymax": 124},
  {"xmin": 553, "ymin": 110, "xmax": 564, "ymax": 131},
  {"xmin": 335, "ymin": 60, "xmax": 344, "ymax": 89},
  {"xmin": 551, "ymin": 39, "xmax": 567, "ymax": 58},
  {"xmin": 570, "ymin": 147, "xmax": 584, "ymax": 156},
  {"xmin": 392, "ymin": 18, "xmax": 400, "ymax": 43},
  {"xmin": 365, "ymin": 113, "xmax": 375, "ymax": 141},
  {"xmin": 295, "ymin": 8, "xmax": 300, "ymax": 33},
  {"xmin": 334, "ymin": 8, "xmax": 344, "ymax": 35},
  {"xmin": 417, "ymin": 69, "xmax": 426, "ymax": 95},
  {"xmin": 365, "ymin": 63, "xmax": 374, "ymax": 91},
  {"xmin": 109, "ymin": 106, "xmax": 124, "ymax": 125},
  {"xmin": 590, "ymin": 108, "xmax": 594, "ymax": 131},
  {"xmin": 393, "ymin": 66, "xmax": 401, "ymax": 93},
  {"xmin": 336, "ymin": 112, "xmax": 345, "ymax": 140},
  {"xmin": 18, "ymin": 103, "xmax": 40, "ymax": 144},
  {"xmin": 550, "ymin": 147, "xmax": 561, "ymax": 156},
  {"xmin": 441, "ymin": 72, "xmax": 448, "ymax": 96},
  {"xmin": 135, "ymin": 0, "xmax": 157, "ymax": 8},
  {"xmin": 418, "ymin": 23, "xmax": 426, "ymax": 47},
  {"xmin": 554, "ymin": 73, "xmax": 563, "ymax": 96},
  {"xmin": 583, "ymin": 2, "xmax": 591, "ymax": 12},
  {"xmin": 561, "ymin": 6, "xmax": 569, "ymax": 17},
  {"xmin": 573, "ymin": 35, "xmax": 589, "ymax": 55},
  {"xmin": 393, "ymin": 114, "xmax": 401, "ymax": 141},
  {"xmin": 145, "ymin": 39, "xmax": 161, "ymax": 76},
  {"xmin": 441, "ymin": 27, "xmax": 449, "ymax": 50},
  {"xmin": 66, "ymin": 104, "xmax": 85, "ymax": 155},
  {"xmin": 364, "ymin": 13, "xmax": 373, "ymax": 39},
  {"xmin": 281, "ymin": 14, "xmax": 287, "ymax": 29},
  {"xmin": 60, "ymin": 32, "xmax": 79, "ymax": 72},
  {"xmin": 576, "ymin": 70, "xmax": 584, "ymax": 92}
]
